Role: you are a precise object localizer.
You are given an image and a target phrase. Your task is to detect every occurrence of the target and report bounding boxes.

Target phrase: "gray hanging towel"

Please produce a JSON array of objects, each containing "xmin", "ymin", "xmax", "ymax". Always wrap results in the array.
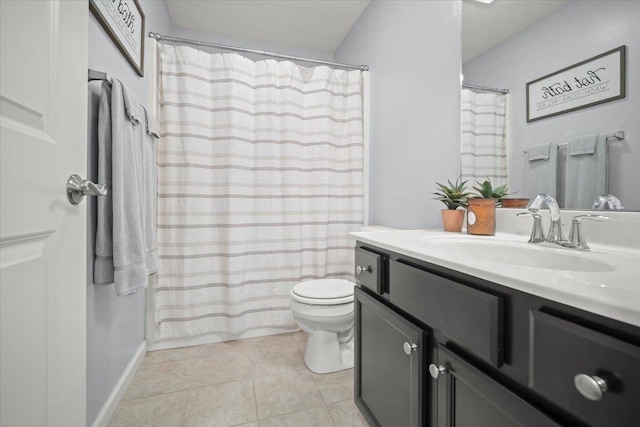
[
  {"xmin": 94, "ymin": 78, "xmax": 158, "ymax": 296},
  {"xmin": 140, "ymin": 106, "xmax": 159, "ymax": 286},
  {"xmin": 524, "ymin": 142, "xmax": 558, "ymax": 199},
  {"xmin": 565, "ymin": 133, "xmax": 607, "ymax": 209},
  {"xmin": 94, "ymin": 82, "xmax": 115, "ymax": 286}
]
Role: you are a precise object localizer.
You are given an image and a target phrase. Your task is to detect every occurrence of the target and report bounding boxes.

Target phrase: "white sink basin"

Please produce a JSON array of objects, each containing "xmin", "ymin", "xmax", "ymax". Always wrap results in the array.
[{"xmin": 416, "ymin": 236, "xmax": 615, "ymax": 273}]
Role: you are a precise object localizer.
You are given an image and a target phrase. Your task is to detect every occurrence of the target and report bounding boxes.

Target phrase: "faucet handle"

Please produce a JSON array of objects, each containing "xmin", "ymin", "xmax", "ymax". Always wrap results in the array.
[
  {"xmin": 516, "ymin": 212, "xmax": 540, "ymax": 218},
  {"xmin": 516, "ymin": 212, "xmax": 545, "ymax": 243},
  {"xmin": 572, "ymin": 214, "xmax": 610, "ymax": 224},
  {"xmin": 568, "ymin": 215, "xmax": 610, "ymax": 250}
]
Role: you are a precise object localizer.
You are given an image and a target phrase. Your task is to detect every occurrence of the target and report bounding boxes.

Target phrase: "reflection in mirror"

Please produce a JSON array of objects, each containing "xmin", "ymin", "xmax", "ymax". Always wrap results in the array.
[
  {"xmin": 461, "ymin": 0, "xmax": 640, "ymax": 210},
  {"xmin": 460, "ymin": 86, "xmax": 510, "ymax": 191}
]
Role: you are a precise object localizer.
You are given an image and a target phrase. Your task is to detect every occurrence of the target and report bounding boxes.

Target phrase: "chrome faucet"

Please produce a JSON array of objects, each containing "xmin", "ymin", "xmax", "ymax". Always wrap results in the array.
[
  {"xmin": 525, "ymin": 194, "xmax": 565, "ymax": 244},
  {"xmin": 518, "ymin": 194, "xmax": 610, "ymax": 250},
  {"xmin": 592, "ymin": 195, "xmax": 624, "ymax": 210}
]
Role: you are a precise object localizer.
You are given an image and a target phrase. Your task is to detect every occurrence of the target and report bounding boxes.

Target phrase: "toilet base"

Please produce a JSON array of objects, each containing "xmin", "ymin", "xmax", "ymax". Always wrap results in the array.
[{"xmin": 303, "ymin": 330, "xmax": 354, "ymax": 374}]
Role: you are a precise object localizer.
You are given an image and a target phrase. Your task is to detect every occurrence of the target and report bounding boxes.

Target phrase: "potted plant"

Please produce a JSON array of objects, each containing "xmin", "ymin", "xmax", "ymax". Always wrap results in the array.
[
  {"xmin": 467, "ymin": 179, "xmax": 512, "ymax": 236},
  {"xmin": 433, "ymin": 178, "xmax": 471, "ymax": 232},
  {"xmin": 472, "ymin": 179, "xmax": 511, "ymax": 206}
]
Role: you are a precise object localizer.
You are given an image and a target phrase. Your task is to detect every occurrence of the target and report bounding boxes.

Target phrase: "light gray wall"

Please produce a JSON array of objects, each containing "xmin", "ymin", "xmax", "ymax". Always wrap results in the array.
[
  {"xmin": 463, "ymin": 0, "xmax": 640, "ymax": 210},
  {"xmin": 87, "ymin": 2, "xmax": 337, "ymax": 425},
  {"xmin": 335, "ymin": 0, "xmax": 462, "ymax": 229},
  {"xmin": 171, "ymin": 26, "xmax": 335, "ymax": 62},
  {"xmin": 87, "ymin": 2, "xmax": 173, "ymax": 425}
]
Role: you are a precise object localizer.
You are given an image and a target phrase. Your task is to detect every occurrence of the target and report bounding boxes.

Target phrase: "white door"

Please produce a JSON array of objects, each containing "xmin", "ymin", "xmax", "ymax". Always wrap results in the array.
[{"xmin": 1, "ymin": 1, "xmax": 88, "ymax": 426}]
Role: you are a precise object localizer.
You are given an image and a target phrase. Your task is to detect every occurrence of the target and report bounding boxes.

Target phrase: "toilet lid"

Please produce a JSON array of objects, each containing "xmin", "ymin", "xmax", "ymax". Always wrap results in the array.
[
  {"xmin": 291, "ymin": 279, "xmax": 354, "ymax": 305},
  {"xmin": 292, "ymin": 279, "xmax": 354, "ymax": 300}
]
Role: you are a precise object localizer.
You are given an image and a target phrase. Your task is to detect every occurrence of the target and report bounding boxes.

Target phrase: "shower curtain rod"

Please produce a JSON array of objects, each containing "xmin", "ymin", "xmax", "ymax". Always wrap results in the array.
[
  {"xmin": 148, "ymin": 32, "xmax": 369, "ymax": 71},
  {"xmin": 463, "ymin": 83, "xmax": 510, "ymax": 94}
]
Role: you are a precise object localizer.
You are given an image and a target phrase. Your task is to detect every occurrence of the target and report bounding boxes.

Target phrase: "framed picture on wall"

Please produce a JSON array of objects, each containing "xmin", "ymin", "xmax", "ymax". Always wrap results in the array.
[
  {"xmin": 90, "ymin": 0, "xmax": 145, "ymax": 77},
  {"xmin": 526, "ymin": 45, "xmax": 626, "ymax": 122}
]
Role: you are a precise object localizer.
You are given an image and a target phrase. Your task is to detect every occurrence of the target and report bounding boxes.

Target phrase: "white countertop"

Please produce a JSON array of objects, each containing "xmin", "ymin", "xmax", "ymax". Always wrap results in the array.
[{"xmin": 350, "ymin": 229, "xmax": 640, "ymax": 328}]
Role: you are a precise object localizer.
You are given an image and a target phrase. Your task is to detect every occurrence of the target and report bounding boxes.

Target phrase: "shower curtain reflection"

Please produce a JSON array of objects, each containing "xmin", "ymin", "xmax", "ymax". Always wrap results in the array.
[
  {"xmin": 460, "ymin": 88, "xmax": 509, "ymax": 187},
  {"xmin": 155, "ymin": 44, "xmax": 365, "ymax": 340}
]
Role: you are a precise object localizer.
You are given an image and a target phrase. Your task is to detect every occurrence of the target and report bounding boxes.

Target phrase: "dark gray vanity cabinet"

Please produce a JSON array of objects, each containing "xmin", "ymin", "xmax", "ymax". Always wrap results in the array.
[
  {"xmin": 354, "ymin": 287, "xmax": 427, "ymax": 427},
  {"xmin": 435, "ymin": 344, "xmax": 560, "ymax": 427},
  {"xmin": 353, "ymin": 241, "xmax": 640, "ymax": 427},
  {"xmin": 529, "ymin": 310, "xmax": 640, "ymax": 427},
  {"xmin": 389, "ymin": 260, "xmax": 503, "ymax": 368},
  {"xmin": 355, "ymin": 246, "xmax": 388, "ymax": 296}
]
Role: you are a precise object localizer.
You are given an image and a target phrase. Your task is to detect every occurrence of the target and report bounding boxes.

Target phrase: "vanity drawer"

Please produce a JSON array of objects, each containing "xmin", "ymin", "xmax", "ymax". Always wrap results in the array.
[
  {"xmin": 390, "ymin": 260, "xmax": 503, "ymax": 367},
  {"xmin": 354, "ymin": 247, "xmax": 385, "ymax": 295},
  {"xmin": 530, "ymin": 311, "xmax": 640, "ymax": 427}
]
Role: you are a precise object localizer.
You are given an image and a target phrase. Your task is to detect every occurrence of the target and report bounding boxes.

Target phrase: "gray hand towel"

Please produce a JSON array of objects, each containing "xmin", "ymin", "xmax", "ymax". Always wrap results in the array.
[
  {"xmin": 569, "ymin": 134, "xmax": 597, "ymax": 156},
  {"xmin": 140, "ymin": 106, "xmax": 159, "ymax": 281},
  {"xmin": 565, "ymin": 133, "xmax": 607, "ymax": 209},
  {"xmin": 94, "ymin": 79, "xmax": 158, "ymax": 296},
  {"xmin": 94, "ymin": 82, "xmax": 114, "ymax": 285},
  {"xmin": 527, "ymin": 142, "xmax": 551, "ymax": 161},
  {"xmin": 524, "ymin": 142, "xmax": 558, "ymax": 199}
]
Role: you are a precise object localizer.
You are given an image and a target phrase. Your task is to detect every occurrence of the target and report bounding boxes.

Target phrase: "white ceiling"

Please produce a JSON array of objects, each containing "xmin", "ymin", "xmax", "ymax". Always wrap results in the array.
[
  {"xmin": 165, "ymin": 0, "xmax": 370, "ymax": 53},
  {"xmin": 462, "ymin": 0, "xmax": 569, "ymax": 64},
  {"xmin": 165, "ymin": 0, "xmax": 570, "ymax": 61}
]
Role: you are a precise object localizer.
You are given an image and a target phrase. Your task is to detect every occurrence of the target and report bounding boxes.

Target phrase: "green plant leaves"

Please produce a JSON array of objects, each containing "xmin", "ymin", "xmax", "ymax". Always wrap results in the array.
[
  {"xmin": 432, "ymin": 178, "xmax": 471, "ymax": 210},
  {"xmin": 472, "ymin": 178, "xmax": 514, "ymax": 206}
]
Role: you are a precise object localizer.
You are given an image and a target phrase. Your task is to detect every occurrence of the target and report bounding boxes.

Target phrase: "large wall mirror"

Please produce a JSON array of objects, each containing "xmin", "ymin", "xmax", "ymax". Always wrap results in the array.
[{"xmin": 461, "ymin": 0, "xmax": 639, "ymax": 211}]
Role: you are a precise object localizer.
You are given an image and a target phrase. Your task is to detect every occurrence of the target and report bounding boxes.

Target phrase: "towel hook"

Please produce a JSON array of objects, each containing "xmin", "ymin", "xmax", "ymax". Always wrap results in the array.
[{"xmin": 67, "ymin": 174, "xmax": 107, "ymax": 205}]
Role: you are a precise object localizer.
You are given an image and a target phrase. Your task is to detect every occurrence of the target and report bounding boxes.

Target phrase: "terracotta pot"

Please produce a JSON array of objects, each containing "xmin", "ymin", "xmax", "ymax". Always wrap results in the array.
[
  {"xmin": 501, "ymin": 198, "xmax": 530, "ymax": 208},
  {"xmin": 466, "ymin": 198, "xmax": 496, "ymax": 236},
  {"xmin": 441, "ymin": 209, "xmax": 465, "ymax": 233}
]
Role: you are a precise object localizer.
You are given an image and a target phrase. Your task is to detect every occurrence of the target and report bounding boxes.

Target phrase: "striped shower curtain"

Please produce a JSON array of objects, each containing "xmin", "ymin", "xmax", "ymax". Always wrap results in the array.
[
  {"xmin": 460, "ymin": 89, "xmax": 509, "ymax": 186},
  {"xmin": 155, "ymin": 44, "xmax": 365, "ymax": 340}
]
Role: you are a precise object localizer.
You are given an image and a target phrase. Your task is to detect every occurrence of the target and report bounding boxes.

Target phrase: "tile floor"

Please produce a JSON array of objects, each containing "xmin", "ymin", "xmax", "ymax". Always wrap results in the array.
[{"xmin": 109, "ymin": 331, "xmax": 369, "ymax": 427}]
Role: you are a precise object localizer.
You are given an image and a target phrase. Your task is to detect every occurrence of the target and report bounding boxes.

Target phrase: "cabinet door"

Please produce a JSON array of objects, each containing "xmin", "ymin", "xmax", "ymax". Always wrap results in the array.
[
  {"xmin": 435, "ymin": 345, "xmax": 560, "ymax": 427},
  {"xmin": 530, "ymin": 310, "xmax": 640, "ymax": 427},
  {"xmin": 355, "ymin": 287, "xmax": 427, "ymax": 426}
]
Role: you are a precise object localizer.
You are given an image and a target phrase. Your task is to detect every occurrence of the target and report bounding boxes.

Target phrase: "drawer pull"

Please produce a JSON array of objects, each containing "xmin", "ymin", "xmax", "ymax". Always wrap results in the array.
[
  {"xmin": 403, "ymin": 342, "xmax": 418, "ymax": 355},
  {"xmin": 356, "ymin": 265, "xmax": 372, "ymax": 275},
  {"xmin": 429, "ymin": 364, "xmax": 448, "ymax": 379},
  {"xmin": 574, "ymin": 374, "xmax": 608, "ymax": 401}
]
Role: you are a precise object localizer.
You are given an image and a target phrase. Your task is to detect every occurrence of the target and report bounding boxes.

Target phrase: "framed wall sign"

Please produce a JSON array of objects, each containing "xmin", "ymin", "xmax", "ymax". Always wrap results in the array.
[
  {"xmin": 526, "ymin": 46, "xmax": 626, "ymax": 123},
  {"xmin": 90, "ymin": 0, "xmax": 145, "ymax": 76}
]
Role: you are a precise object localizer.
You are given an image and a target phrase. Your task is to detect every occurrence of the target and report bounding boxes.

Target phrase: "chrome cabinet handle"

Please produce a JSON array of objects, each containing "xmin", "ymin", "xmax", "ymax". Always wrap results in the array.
[
  {"xmin": 67, "ymin": 174, "xmax": 107, "ymax": 205},
  {"xmin": 574, "ymin": 374, "xmax": 608, "ymax": 401},
  {"xmin": 356, "ymin": 265, "xmax": 372, "ymax": 275},
  {"xmin": 403, "ymin": 342, "xmax": 417, "ymax": 355},
  {"xmin": 429, "ymin": 364, "xmax": 448, "ymax": 379}
]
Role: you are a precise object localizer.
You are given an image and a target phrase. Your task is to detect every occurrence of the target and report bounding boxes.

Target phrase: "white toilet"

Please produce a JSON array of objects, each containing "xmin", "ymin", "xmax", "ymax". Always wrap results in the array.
[{"xmin": 290, "ymin": 279, "xmax": 355, "ymax": 374}]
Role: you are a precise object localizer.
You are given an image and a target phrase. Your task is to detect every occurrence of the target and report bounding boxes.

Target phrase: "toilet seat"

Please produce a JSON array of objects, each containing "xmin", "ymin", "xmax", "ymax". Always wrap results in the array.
[{"xmin": 291, "ymin": 279, "xmax": 354, "ymax": 305}]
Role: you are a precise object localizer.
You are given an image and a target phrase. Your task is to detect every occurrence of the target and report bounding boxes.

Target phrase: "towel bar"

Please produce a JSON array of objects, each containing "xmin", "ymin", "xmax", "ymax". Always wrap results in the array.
[{"xmin": 522, "ymin": 131, "xmax": 624, "ymax": 154}]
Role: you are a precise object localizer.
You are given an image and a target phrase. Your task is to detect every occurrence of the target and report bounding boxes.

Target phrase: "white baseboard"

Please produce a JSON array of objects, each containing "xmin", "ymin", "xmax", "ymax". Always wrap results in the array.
[{"xmin": 91, "ymin": 340, "xmax": 147, "ymax": 427}]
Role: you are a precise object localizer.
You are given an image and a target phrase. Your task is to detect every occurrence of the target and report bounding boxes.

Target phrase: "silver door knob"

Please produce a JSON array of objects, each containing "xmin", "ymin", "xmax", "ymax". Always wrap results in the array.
[
  {"xmin": 403, "ymin": 342, "xmax": 417, "ymax": 355},
  {"xmin": 356, "ymin": 265, "xmax": 372, "ymax": 275},
  {"xmin": 574, "ymin": 374, "xmax": 608, "ymax": 401},
  {"xmin": 67, "ymin": 174, "xmax": 107, "ymax": 205},
  {"xmin": 429, "ymin": 364, "xmax": 448, "ymax": 379}
]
